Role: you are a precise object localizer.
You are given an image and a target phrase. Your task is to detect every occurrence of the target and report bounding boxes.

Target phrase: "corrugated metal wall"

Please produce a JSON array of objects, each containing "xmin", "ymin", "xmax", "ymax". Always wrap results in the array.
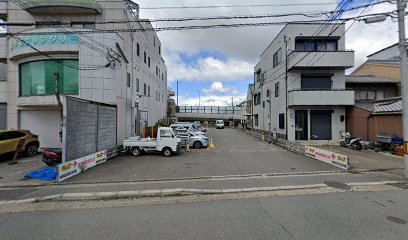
[{"xmin": 65, "ymin": 97, "xmax": 117, "ymax": 161}]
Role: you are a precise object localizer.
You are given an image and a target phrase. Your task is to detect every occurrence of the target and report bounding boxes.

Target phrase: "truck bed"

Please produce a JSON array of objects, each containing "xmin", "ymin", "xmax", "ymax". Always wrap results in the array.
[{"xmin": 123, "ymin": 137, "xmax": 158, "ymax": 148}]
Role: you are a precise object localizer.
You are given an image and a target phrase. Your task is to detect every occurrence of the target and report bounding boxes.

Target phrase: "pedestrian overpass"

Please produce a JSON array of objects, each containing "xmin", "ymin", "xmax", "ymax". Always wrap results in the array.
[{"xmin": 175, "ymin": 106, "xmax": 241, "ymax": 122}]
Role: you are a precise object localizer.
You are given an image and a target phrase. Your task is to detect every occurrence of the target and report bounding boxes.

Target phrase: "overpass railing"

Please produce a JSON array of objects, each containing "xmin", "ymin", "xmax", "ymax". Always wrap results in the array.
[{"xmin": 176, "ymin": 106, "xmax": 241, "ymax": 115}]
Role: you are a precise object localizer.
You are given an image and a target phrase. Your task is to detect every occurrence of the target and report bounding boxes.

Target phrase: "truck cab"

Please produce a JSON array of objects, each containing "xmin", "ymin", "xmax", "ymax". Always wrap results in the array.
[{"xmin": 123, "ymin": 127, "xmax": 181, "ymax": 157}]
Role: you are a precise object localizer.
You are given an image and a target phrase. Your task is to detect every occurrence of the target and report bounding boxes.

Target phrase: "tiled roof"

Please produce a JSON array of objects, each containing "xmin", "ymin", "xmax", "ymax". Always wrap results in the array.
[
  {"xmin": 346, "ymin": 75, "xmax": 399, "ymax": 84},
  {"xmin": 355, "ymin": 97, "xmax": 402, "ymax": 114}
]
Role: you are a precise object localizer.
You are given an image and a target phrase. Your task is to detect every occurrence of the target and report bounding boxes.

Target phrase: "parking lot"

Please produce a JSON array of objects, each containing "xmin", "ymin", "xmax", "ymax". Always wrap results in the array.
[
  {"xmin": 63, "ymin": 128, "xmax": 336, "ymax": 183},
  {"xmin": 0, "ymin": 128, "xmax": 404, "ymax": 187}
]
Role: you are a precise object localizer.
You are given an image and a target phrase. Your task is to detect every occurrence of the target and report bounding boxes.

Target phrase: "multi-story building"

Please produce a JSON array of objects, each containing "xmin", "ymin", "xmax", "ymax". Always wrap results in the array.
[
  {"xmin": 253, "ymin": 23, "xmax": 354, "ymax": 143},
  {"xmin": 0, "ymin": 0, "xmax": 167, "ymax": 148}
]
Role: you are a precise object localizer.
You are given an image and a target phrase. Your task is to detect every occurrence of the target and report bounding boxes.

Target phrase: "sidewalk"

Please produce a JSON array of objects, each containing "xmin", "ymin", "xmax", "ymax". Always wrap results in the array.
[{"xmin": 240, "ymin": 129, "xmax": 404, "ymax": 174}]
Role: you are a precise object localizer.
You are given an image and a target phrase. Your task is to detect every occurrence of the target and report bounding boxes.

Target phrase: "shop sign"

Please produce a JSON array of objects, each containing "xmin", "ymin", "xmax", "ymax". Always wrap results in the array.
[
  {"xmin": 57, "ymin": 150, "xmax": 107, "ymax": 182},
  {"xmin": 11, "ymin": 33, "xmax": 80, "ymax": 51},
  {"xmin": 305, "ymin": 146, "xmax": 349, "ymax": 170}
]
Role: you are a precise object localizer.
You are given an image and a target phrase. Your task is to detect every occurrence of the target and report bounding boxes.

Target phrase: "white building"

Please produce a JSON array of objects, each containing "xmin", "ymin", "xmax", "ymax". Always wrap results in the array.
[
  {"xmin": 253, "ymin": 23, "xmax": 354, "ymax": 143},
  {"xmin": 0, "ymin": 0, "xmax": 167, "ymax": 148}
]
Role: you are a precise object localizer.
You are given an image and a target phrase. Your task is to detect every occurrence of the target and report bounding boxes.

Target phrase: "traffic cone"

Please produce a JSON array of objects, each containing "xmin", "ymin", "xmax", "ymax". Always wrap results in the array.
[{"xmin": 209, "ymin": 138, "xmax": 215, "ymax": 149}]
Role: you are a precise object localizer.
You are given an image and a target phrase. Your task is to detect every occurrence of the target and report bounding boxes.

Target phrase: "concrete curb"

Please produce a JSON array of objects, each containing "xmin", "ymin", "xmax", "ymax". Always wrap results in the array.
[
  {"xmin": 1, "ymin": 168, "xmax": 404, "ymax": 189},
  {"xmin": 1, "ymin": 180, "xmax": 406, "ymax": 205}
]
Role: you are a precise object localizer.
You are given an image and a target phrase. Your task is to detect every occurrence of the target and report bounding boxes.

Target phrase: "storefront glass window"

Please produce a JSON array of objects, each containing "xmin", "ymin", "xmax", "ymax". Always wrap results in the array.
[{"xmin": 20, "ymin": 60, "xmax": 79, "ymax": 96}]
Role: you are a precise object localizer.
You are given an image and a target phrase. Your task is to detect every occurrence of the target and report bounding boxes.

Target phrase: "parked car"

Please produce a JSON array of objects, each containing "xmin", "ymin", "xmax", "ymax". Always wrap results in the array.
[
  {"xmin": 170, "ymin": 123, "xmax": 207, "ymax": 136},
  {"xmin": 175, "ymin": 130, "xmax": 208, "ymax": 149},
  {"xmin": 193, "ymin": 122, "xmax": 207, "ymax": 133},
  {"xmin": 123, "ymin": 127, "xmax": 181, "ymax": 157},
  {"xmin": 215, "ymin": 120, "xmax": 225, "ymax": 129},
  {"xmin": 0, "ymin": 130, "xmax": 40, "ymax": 157}
]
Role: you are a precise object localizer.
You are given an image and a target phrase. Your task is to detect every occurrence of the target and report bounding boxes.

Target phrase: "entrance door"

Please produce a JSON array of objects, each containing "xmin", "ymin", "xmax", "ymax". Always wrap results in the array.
[
  {"xmin": 310, "ymin": 111, "xmax": 332, "ymax": 140},
  {"xmin": 295, "ymin": 110, "xmax": 308, "ymax": 140}
]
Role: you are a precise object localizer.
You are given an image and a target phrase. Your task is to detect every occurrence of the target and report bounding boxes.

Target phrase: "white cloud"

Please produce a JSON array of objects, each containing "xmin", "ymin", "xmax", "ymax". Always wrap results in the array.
[
  {"xmin": 203, "ymin": 81, "xmax": 231, "ymax": 94},
  {"xmin": 164, "ymin": 52, "xmax": 253, "ymax": 83},
  {"xmin": 178, "ymin": 95, "xmax": 246, "ymax": 106}
]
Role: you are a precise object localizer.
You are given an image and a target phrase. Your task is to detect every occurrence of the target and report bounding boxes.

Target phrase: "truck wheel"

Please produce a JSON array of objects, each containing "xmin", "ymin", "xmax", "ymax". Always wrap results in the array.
[
  {"xmin": 162, "ymin": 147, "xmax": 172, "ymax": 157},
  {"xmin": 193, "ymin": 141, "xmax": 202, "ymax": 149},
  {"xmin": 131, "ymin": 147, "xmax": 142, "ymax": 156}
]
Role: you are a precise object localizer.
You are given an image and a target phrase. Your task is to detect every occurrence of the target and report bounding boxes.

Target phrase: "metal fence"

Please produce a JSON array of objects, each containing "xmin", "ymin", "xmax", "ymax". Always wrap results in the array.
[{"xmin": 176, "ymin": 106, "xmax": 241, "ymax": 115}]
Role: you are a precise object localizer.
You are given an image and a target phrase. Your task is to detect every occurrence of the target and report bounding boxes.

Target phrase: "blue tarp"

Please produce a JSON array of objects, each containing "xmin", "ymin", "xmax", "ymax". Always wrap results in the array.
[{"xmin": 25, "ymin": 167, "xmax": 57, "ymax": 181}]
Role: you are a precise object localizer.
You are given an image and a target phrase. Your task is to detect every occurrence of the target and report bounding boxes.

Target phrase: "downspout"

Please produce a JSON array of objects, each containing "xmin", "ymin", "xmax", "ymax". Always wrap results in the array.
[
  {"xmin": 54, "ymin": 73, "xmax": 63, "ymax": 143},
  {"xmin": 284, "ymin": 36, "xmax": 289, "ymax": 140}
]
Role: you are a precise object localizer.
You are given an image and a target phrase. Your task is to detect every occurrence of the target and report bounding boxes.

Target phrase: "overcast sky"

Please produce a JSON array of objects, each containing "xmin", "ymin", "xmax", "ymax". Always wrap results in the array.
[{"xmin": 135, "ymin": 0, "xmax": 400, "ymax": 106}]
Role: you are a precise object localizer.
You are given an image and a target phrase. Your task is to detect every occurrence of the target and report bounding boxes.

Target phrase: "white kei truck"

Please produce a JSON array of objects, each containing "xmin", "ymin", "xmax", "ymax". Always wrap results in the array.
[{"xmin": 123, "ymin": 127, "xmax": 182, "ymax": 157}]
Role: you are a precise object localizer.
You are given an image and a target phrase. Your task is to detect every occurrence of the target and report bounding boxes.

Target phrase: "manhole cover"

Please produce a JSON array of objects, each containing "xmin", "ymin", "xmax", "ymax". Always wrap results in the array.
[
  {"xmin": 387, "ymin": 216, "xmax": 407, "ymax": 224},
  {"xmin": 323, "ymin": 181, "xmax": 351, "ymax": 190}
]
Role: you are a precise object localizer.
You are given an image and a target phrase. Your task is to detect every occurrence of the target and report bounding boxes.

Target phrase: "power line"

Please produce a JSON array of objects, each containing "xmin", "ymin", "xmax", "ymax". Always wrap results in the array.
[
  {"xmin": 3, "ymin": 11, "xmax": 397, "ymax": 36},
  {"xmin": 139, "ymin": 2, "xmax": 337, "ymax": 10},
  {"xmin": 0, "ymin": 0, "xmax": 394, "ymax": 26}
]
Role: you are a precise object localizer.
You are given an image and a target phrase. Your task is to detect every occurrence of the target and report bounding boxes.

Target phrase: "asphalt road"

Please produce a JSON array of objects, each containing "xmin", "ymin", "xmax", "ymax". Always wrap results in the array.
[
  {"xmin": 65, "ymin": 128, "xmax": 336, "ymax": 183},
  {"xmin": 1, "ymin": 190, "xmax": 407, "ymax": 240}
]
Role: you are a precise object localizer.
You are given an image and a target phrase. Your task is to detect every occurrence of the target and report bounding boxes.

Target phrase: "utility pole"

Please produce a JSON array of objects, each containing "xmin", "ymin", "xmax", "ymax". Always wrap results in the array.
[
  {"xmin": 397, "ymin": 0, "xmax": 408, "ymax": 177},
  {"xmin": 176, "ymin": 81, "xmax": 180, "ymax": 107},
  {"xmin": 268, "ymin": 90, "xmax": 272, "ymax": 142},
  {"xmin": 284, "ymin": 36, "xmax": 289, "ymax": 140},
  {"xmin": 54, "ymin": 73, "xmax": 63, "ymax": 143},
  {"xmin": 198, "ymin": 90, "xmax": 201, "ymax": 106}
]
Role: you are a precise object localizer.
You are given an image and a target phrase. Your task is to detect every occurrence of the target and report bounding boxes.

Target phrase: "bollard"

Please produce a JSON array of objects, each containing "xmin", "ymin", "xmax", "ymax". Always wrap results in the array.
[
  {"xmin": 209, "ymin": 138, "xmax": 215, "ymax": 149},
  {"xmin": 186, "ymin": 144, "xmax": 191, "ymax": 152}
]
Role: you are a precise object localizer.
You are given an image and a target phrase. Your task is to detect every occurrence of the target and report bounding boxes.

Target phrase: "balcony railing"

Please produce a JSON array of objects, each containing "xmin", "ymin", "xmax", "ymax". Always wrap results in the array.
[
  {"xmin": 288, "ymin": 89, "xmax": 354, "ymax": 106},
  {"xmin": 288, "ymin": 51, "xmax": 354, "ymax": 70}
]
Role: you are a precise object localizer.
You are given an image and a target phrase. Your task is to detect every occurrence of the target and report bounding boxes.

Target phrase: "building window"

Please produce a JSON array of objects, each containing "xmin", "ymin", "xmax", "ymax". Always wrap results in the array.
[
  {"xmin": 156, "ymin": 66, "xmax": 158, "ymax": 76},
  {"xmin": 36, "ymin": 21, "xmax": 62, "ymax": 29},
  {"xmin": 376, "ymin": 90, "xmax": 384, "ymax": 100},
  {"xmin": 144, "ymin": 83, "xmax": 146, "ymax": 95},
  {"xmin": 256, "ymin": 69, "xmax": 261, "ymax": 82},
  {"xmin": 301, "ymin": 74, "xmax": 332, "ymax": 90},
  {"xmin": 144, "ymin": 51, "xmax": 147, "ymax": 64},
  {"xmin": 358, "ymin": 90, "xmax": 376, "ymax": 101},
  {"xmin": 162, "ymin": 73, "xmax": 164, "ymax": 81},
  {"xmin": 254, "ymin": 114, "xmax": 259, "ymax": 126},
  {"xmin": 273, "ymin": 48, "xmax": 282, "ymax": 67},
  {"xmin": 136, "ymin": 78, "xmax": 140, "ymax": 92},
  {"xmin": 295, "ymin": 38, "xmax": 338, "ymax": 51},
  {"xmin": 159, "ymin": 45, "xmax": 161, "ymax": 55},
  {"xmin": 275, "ymin": 82, "xmax": 280, "ymax": 97},
  {"xmin": 266, "ymin": 89, "xmax": 270, "ymax": 97},
  {"xmin": 148, "ymin": 86, "xmax": 150, "ymax": 97},
  {"xmin": 137, "ymin": 43, "xmax": 140, "ymax": 57},
  {"xmin": 127, "ymin": 73, "xmax": 131, "ymax": 88},
  {"xmin": 148, "ymin": 57, "xmax": 151, "ymax": 67},
  {"xmin": 71, "ymin": 22, "xmax": 95, "ymax": 29},
  {"xmin": 20, "ymin": 59, "xmax": 79, "ymax": 96},
  {"xmin": 0, "ymin": 63, "xmax": 6, "ymax": 81},
  {"xmin": 279, "ymin": 113, "xmax": 285, "ymax": 129}
]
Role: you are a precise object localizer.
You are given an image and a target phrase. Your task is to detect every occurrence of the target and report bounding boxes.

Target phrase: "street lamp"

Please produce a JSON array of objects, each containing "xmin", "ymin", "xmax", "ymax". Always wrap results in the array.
[
  {"xmin": 198, "ymin": 90, "xmax": 201, "ymax": 107},
  {"xmin": 363, "ymin": 0, "xmax": 408, "ymax": 177}
]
